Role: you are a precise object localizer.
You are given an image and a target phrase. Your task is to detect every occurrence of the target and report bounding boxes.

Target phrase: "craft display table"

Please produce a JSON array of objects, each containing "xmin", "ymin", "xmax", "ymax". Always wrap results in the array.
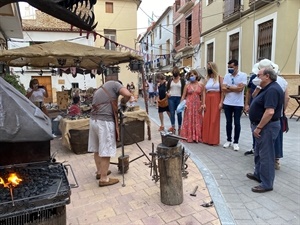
[
  {"xmin": 289, "ymin": 95, "xmax": 300, "ymax": 121},
  {"xmin": 59, "ymin": 110, "xmax": 151, "ymax": 152}
]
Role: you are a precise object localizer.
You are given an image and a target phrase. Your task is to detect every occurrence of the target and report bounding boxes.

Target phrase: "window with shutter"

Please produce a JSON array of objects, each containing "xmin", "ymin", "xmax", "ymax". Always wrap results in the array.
[
  {"xmin": 207, "ymin": 43, "xmax": 214, "ymax": 62},
  {"xmin": 257, "ymin": 19, "xmax": 273, "ymax": 59},
  {"xmin": 229, "ymin": 32, "xmax": 239, "ymax": 60},
  {"xmin": 104, "ymin": 29, "xmax": 116, "ymax": 51},
  {"xmin": 105, "ymin": 2, "xmax": 113, "ymax": 13}
]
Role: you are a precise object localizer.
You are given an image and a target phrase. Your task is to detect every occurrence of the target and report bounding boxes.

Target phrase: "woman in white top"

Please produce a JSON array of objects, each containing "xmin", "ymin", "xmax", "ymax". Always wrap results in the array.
[
  {"xmin": 26, "ymin": 78, "xmax": 49, "ymax": 116},
  {"xmin": 202, "ymin": 62, "xmax": 224, "ymax": 145},
  {"xmin": 147, "ymin": 78, "xmax": 155, "ymax": 106},
  {"xmin": 166, "ymin": 66, "xmax": 186, "ymax": 134}
]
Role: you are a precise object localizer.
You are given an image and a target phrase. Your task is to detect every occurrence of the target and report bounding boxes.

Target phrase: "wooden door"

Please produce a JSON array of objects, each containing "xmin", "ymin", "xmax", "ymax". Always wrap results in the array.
[{"xmin": 32, "ymin": 76, "xmax": 52, "ymax": 103}]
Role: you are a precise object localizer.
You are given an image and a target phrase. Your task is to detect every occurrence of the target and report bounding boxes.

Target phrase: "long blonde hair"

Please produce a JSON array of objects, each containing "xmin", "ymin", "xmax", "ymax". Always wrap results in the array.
[{"xmin": 207, "ymin": 61, "xmax": 220, "ymax": 83}]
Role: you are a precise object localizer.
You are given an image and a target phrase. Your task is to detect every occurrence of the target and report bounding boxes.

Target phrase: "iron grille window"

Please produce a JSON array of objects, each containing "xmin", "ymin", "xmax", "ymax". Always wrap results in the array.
[
  {"xmin": 257, "ymin": 19, "xmax": 273, "ymax": 60},
  {"xmin": 175, "ymin": 24, "xmax": 181, "ymax": 46},
  {"xmin": 104, "ymin": 29, "xmax": 116, "ymax": 51},
  {"xmin": 207, "ymin": 43, "xmax": 214, "ymax": 62},
  {"xmin": 229, "ymin": 33, "xmax": 239, "ymax": 61}
]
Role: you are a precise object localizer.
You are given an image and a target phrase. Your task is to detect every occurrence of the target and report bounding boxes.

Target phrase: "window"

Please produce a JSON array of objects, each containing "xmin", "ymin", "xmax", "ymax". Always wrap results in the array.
[
  {"xmin": 167, "ymin": 15, "xmax": 169, "ymax": 26},
  {"xmin": 72, "ymin": 83, "xmax": 79, "ymax": 89},
  {"xmin": 223, "ymin": 0, "xmax": 242, "ymax": 20},
  {"xmin": 104, "ymin": 29, "xmax": 116, "ymax": 51},
  {"xmin": 207, "ymin": 0, "xmax": 213, "ymax": 5},
  {"xmin": 175, "ymin": 0, "xmax": 180, "ymax": 11},
  {"xmin": 159, "ymin": 24, "xmax": 162, "ymax": 39},
  {"xmin": 207, "ymin": 43, "xmax": 214, "ymax": 62},
  {"xmin": 166, "ymin": 39, "xmax": 171, "ymax": 65},
  {"xmin": 229, "ymin": 32, "xmax": 239, "ymax": 61},
  {"xmin": 105, "ymin": 2, "xmax": 113, "ymax": 13},
  {"xmin": 185, "ymin": 15, "xmax": 192, "ymax": 45},
  {"xmin": 257, "ymin": 19, "xmax": 273, "ymax": 60},
  {"xmin": 175, "ymin": 24, "xmax": 181, "ymax": 46}
]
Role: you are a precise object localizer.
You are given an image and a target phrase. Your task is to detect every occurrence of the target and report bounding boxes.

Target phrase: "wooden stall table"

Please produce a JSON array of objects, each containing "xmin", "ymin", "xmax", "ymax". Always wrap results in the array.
[
  {"xmin": 59, "ymin": 109, "xmax": 150, "ymax": 152},
  {"xmin": 289, "ymin": 95, "xmax": 300, "ymax": 121},
  {"xmin": 120, "ymin": 109, "xmax": 151, "ymax": 145},
  {"xmin": 59, "ymin": 118, "xmax": 90, "ymax": 152}
]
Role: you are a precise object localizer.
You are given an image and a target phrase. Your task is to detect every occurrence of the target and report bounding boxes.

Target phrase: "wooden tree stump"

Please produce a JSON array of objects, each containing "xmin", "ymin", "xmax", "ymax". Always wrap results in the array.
[{"xmin": 157, "ymin": 143, "xmax": 183, "ymax": 205}]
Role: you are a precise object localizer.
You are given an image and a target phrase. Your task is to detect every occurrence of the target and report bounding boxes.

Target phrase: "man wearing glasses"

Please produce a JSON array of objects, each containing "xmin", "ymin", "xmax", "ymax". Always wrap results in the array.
[
  {"xmin": 247, "ymin": 68, "xmax": 283, "ymax": 192},
  {"xmin": 222, "ymin": 59, "xmax": 247, "ymax": 151}
]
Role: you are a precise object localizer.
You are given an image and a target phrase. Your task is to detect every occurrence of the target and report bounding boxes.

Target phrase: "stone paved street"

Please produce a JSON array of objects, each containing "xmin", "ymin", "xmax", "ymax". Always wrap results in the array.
[{"xmin": 51, "ymin": 97, "xmax": 300, "ymax": 225}]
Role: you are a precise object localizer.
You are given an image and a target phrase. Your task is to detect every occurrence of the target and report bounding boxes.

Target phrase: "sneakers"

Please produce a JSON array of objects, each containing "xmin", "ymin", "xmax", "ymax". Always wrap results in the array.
[
  {"xmin": 275, "ymin": 160, "xmax": 280, "ymax": 170},
  {"xmin": 223, "ymin": 141, "xmax": 232, "ymax": 148},
  {"xmin": 244, "ymin": 149, "xmax": 254, "ymax": 156},
  {"xmin": 233, "ymin": 144, "xmax": 239, "ymax": 151},
  {"xmin": 223, "ymin": 141, "xmax": 239, "ymax": 151}
]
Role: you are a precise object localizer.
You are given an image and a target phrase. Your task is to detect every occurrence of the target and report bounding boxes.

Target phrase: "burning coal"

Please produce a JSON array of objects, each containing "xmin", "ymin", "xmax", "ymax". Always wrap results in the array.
[{"xmin": 0, "ymin": 173, "xmax": 22, "ymax": 188}]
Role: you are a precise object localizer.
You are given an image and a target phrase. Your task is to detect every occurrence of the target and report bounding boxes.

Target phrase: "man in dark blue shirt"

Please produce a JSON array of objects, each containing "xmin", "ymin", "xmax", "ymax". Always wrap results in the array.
[{"xmin": 247, "ymin": 68, "xmax": 284, "ymax": 193}]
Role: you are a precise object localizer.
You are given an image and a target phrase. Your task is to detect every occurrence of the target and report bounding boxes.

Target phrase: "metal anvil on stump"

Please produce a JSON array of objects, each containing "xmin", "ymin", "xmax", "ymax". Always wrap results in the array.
[{"xmin": 157, "ymin": 132, "xmax": 186, "ymax": 205}]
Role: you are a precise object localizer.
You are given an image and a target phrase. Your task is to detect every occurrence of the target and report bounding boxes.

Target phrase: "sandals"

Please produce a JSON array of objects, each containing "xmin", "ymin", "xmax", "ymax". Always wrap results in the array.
[
  {"xmin": 158, "ymin": 126, "xmax": 164, "ymax": 131},
  {"xmin": 168, "ymin": 127, "xmax": 176, "ymax": 134}
]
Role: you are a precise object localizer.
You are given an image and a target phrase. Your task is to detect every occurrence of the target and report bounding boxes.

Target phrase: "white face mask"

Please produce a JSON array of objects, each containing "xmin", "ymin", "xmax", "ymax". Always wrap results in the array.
[{"xmin": 252, "ymin": 77, "xmax": 262, "ymax": 86}]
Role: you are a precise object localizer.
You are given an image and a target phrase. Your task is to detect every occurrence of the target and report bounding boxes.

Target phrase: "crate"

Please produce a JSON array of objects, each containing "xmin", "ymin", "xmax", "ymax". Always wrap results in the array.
[
  {"xmin": 119, "ymin": 120, "xmax": 144, "ymax": 146},
  {"xmin": 69, "ymin": 129, "xmax": 89, "ymax": 154}
]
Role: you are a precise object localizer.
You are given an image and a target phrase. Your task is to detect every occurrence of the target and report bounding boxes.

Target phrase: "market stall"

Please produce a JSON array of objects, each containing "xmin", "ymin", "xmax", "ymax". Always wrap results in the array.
[{"xmin": 0, "ymin": 40, "xmax": 151, "ymax": 146}]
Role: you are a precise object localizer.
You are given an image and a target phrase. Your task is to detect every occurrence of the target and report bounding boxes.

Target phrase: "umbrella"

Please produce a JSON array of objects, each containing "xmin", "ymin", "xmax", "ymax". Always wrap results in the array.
[{"xmin": 0, "ymin": 40, "xmax": 143, "ymax": 69}]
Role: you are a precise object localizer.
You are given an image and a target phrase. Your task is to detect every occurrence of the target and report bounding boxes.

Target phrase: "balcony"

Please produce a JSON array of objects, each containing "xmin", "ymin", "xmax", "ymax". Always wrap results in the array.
[
  {"xmin": 223, "ymin": 0, "xmax": 244, "ymax": 22},
  {"xmin": 249, "ymin": 0, "xmax": 275, "ymax": 8},
  {"xmin": 178, "ymin": 0, "xmax": 194, "ymax": 14}
]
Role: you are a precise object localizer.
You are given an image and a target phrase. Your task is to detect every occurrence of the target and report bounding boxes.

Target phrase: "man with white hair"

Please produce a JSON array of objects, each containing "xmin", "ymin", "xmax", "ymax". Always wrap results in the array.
[
  {"xmin": 251, "ymin": 59, "xmax": 289, "ymax": 170},
  {"xmin": 247, "ymin": 68, "xmax": 284, "ymax": 192}
]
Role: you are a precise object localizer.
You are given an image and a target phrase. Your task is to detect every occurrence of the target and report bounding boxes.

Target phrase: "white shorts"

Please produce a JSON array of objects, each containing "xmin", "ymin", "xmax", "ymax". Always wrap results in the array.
[{"xmin": 88, "ymin": 119, "xmax": 116, "ymax": 157}]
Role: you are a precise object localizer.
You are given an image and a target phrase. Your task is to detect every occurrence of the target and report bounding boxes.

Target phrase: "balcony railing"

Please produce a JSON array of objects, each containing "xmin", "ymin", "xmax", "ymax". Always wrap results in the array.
[
  {"xmin": 249, "ymin": 0, "xmax": 275, "ymax": 8},
  {"xmin": 223, "ymin": 1, "xmax": 244, "ymax": 21},
  {"xmin": 178, "ymin": 0, "xmax": 194, "ymax": 14}
]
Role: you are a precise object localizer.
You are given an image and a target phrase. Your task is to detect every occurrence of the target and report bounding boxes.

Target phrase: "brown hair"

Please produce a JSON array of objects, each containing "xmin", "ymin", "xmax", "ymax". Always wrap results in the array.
[
  {"xmin": 172, "ymin": 66, "xmax": 180, "ymax": 77},
  {"xmin": 29, "ymin": 79, "xmax": 39, "ymax": 89}
]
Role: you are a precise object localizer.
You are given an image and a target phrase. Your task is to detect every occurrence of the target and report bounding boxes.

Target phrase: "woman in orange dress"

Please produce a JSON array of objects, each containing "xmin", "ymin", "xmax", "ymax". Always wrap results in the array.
[
  {"xmin": 202, "ymin": 62, "xmax": 224, "ymax": 145},
  {"xmin": 180, "ymin": 70, "xmax": 204, "ymax": 143}
]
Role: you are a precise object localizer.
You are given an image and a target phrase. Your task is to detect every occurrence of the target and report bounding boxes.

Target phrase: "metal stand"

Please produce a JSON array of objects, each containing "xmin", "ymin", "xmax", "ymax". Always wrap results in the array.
[{"xmin": 110, "ymin": 109, "xmax": 151, "ymax": 187}]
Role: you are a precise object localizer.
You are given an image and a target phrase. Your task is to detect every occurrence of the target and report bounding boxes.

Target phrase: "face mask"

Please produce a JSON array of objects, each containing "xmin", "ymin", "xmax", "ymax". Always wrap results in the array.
[
  {"xmin": 207, "ymin": 69, "xmax": 213, "ymax": 75},
  {"xmin": 252, "ymin": 77, "xmax": 262, "ymax": 86},
  {"xmin": 189, "ymin": 76, "xmax": 196, "ymax": 82},
  {"xmin": 228, "ymin": 68, "xmax": 234, "ymax": 74}
]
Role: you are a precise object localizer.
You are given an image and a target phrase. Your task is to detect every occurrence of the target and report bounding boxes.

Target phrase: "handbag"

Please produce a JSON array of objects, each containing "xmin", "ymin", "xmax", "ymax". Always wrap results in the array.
[
  {"xmin": 158, "ymin": 96, "xmax": 168, "ymax": 108},
  {"xmin": 281, "ymin": 114, "xmax": 289, "ymax": 133}
]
